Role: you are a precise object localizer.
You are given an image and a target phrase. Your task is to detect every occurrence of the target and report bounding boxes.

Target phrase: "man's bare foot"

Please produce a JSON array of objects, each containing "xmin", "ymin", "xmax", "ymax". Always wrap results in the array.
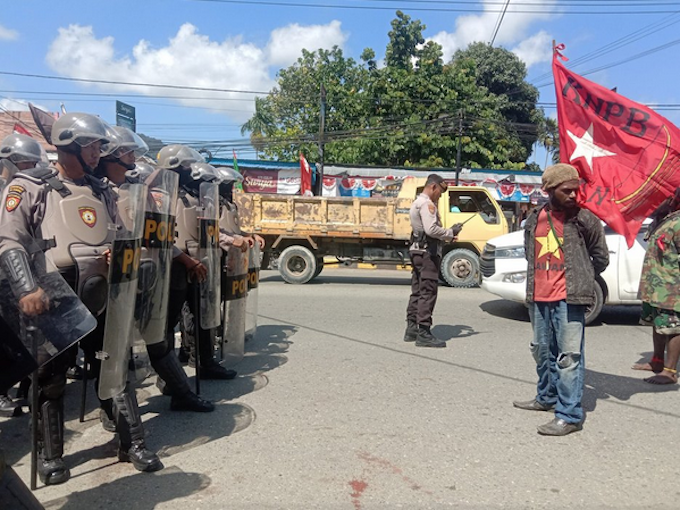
[
  {"xmin": 644, "ymin": 369, "xmax": 678, "ymax": 385},
  {"xmin": 632, "ymin": 357, "xmax": 664, "ymax": 373}
]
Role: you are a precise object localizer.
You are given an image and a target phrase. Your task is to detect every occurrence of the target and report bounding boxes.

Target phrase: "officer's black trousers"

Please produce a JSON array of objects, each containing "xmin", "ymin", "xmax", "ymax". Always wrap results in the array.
[
  {"xmin": 165, "ymin": 260, "xmax": 215, "ymax": 366},
  {"xmin": 406, "ymin": 251, "xmax": 440, "ymax": 328}
]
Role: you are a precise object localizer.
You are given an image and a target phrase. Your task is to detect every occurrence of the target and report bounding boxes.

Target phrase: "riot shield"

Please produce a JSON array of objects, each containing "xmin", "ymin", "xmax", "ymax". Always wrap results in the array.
[
  {"xmin": 221, "ymin": 246, "xmax": 248, "ymax": 365},
  {"xmin": 0, "ymin": 256, "xmax": 97, "ymax": 374},
  {"xmin": 136, "ymin": 169, "xmax": 179, "ymax": 345},
  {"xmin": 98, "ymin": 183, "xmax": 146, "ymax": 400},
  {"xmin": 245, "ymin": 243, "xmax": 260, "ymax": 341},
  {"xmin": 198, "ymin": 182, "xmax": 221, "ymax": 329}
]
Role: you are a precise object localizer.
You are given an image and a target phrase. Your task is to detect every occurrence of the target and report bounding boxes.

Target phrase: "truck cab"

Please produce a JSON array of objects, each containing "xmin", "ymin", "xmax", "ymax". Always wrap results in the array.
[{"xmin": 401, "ymin": 179, "xmax": 509, "ymax": 287}]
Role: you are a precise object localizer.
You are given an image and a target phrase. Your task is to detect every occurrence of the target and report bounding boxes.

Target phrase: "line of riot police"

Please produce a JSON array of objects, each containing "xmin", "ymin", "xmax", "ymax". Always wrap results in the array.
[{"xmin": 0, "ymin": 115, "xmax": 263, "ymax": 498}]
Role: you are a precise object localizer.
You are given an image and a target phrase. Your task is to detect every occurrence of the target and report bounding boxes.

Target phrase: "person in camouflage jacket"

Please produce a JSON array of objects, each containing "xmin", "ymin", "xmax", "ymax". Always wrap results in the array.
[{"xmin": 636, "ymin": 189, "xmax": 680, "ymax": 385}]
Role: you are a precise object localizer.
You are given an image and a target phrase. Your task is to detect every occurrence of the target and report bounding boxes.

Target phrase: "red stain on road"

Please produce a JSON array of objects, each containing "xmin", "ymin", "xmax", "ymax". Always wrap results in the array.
[
  {"xmin": 349, "ymin": 479, "xmax": 368, "ymax": 510},
  {"xmin": 358, "ymin": 451, "xmax": 432, "ymax": 495}
]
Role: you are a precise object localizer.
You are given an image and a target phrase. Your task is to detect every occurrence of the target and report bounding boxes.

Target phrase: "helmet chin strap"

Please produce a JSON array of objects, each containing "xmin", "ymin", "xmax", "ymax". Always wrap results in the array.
[{"xmin": 62, "ymin": 143, "xmax": 95, "ymax": 175}]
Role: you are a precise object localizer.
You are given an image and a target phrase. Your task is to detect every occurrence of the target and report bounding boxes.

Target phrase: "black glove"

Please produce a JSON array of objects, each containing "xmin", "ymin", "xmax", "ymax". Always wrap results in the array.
[{"xmin": 451, "ymin": 223, "xmax": 464, "ymax": 236}]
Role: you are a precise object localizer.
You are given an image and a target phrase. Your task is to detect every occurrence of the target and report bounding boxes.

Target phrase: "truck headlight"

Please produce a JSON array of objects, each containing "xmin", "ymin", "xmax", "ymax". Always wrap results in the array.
[
  {"xmin": 502, "ymin": 271, "xmax": 526, "ymax": 283},
  {"xmin": 495, "ymin": 246, "xmax": 525, "ymax": 258}
]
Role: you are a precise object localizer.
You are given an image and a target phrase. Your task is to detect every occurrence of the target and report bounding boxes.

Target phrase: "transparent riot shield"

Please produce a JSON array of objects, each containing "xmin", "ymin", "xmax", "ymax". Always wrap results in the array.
[
  {"xmin": 98, "ymin": 183, "xmax": 146, "ymax": 400},
  {"xmin": 245, "ymin": 243, "xmax": 260, "ymax": 341},
  {"xmin": 137, "ymin": 169, "xmax": 179, "ymax": 345},
  {"xmin": 198, "ymin": 182, "xmax": 221, "ymax": 329},
  {"xmin": 221, "ymin": 246, "xmax": 248, "ymax": 365},
  {"xmin": 0, "ymin": 253, "xmax": 97, "ymax": 373}
]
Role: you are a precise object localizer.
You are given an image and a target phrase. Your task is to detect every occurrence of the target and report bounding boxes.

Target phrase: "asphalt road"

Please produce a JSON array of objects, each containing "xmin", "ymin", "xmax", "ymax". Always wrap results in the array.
[{"xmin": 2, "ymin": 268, "xmax": 678, "ymax": 509}]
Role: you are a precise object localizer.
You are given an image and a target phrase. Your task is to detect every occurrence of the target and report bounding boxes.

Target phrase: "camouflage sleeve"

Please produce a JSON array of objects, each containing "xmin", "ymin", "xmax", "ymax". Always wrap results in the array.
[
  {"xmin": 0, "ymin": 178, "xmax": 45, "ymax": 256},
  {"xmin": 419, "ymin": 201, "xmax": 453, "ymax": 241}
]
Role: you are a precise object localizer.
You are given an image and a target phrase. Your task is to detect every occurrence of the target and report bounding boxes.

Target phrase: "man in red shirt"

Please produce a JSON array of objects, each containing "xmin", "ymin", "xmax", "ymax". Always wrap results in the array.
[{"xmin": 514, "ymin": 164, "xmax": 608, "ymax": 436}]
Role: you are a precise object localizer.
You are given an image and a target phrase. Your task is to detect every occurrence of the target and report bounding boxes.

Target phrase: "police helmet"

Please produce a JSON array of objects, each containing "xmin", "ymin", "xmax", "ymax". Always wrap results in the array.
[
  {"xmin": 51, "ymin": 113, "xmax": 112, "ymax": 149},
  {"xmin": 0, "ymin": 133, "xmax": 46, "ymax": 164},
  {"xmin": 101, "ymin": 126, "xmax": 148, "ymax": 160},
  {"xmin": 156, "ymin": 144, "xmax": 205, "ymax": 170},
  {"xmin": 125, "ymin": 161, "xmax": 157, "ymax": 184},
  {"xmin": 217, "ymin": 166, "xmax": 243, "ymax": 184},
  {"xmin": 189, "ymin": 162, "xmax": 223, "ymax": 183}
]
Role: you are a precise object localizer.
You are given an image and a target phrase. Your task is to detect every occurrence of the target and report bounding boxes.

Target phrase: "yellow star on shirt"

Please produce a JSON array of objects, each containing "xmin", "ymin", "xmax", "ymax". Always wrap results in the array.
[{"xmin": 536, "ymin": 230, "xmax": 563, "ymax": 259}]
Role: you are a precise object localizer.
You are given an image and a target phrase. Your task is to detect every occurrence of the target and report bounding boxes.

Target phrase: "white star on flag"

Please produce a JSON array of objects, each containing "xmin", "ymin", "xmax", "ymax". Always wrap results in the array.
[{"xmin": 567, "ymin": 123, "xmax": 616, "ymax": 172}]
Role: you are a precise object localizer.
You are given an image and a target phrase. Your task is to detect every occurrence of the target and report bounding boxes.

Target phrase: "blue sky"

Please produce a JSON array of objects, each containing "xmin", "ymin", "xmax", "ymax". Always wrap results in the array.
[{"xmin": 2, "ymin": 0, "xmax": 680, "ymax": 165}]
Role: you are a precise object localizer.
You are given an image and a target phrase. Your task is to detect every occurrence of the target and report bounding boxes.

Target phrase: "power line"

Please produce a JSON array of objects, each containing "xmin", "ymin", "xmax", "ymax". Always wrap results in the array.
[
  {"xmin": 192, "ymin": 0, "xmax": 680, "ymax": 15},
  {"xmin": 490, "ymin": 0, "xmax": 512, "ymax": 47}
]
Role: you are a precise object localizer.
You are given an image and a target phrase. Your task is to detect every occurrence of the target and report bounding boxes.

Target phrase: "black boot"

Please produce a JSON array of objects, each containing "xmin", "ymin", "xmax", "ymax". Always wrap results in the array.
[
  {"xmin": 415, "ymin": 325, "xmax": 446, "ymax": 348},
  {"xmin": 153, "ymin": 352, "xmax": 214, "ymax": 412},
  {"xmin": 37, "ymin": 399, "xmax": 70, "ymax": 485},
  {"xmin": 403, "ymin": 320, "xmax": 418, "ymax": 342},
  {"xmin": 0, "ymin": 393, "xmax": 21, "ymax": 417},
  {"xmin": 99, "ymin": 399, "xmax": 116, "ymax": 433},
  {"xmin": 191, "ymin": 324, "xmax": 237, "ymax": 380},
  {"xmin": 113, "ymin": 389, "xmax": 163, "ymax": 472}
]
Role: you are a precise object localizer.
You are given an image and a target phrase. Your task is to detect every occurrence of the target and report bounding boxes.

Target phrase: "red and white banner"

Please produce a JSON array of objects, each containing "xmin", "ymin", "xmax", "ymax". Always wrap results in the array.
[
  {"xmin": 242, "ymin": 168, "xmax": 301, "ymax": 194},
  {"xmin": 553, "ymin": 44, "xmax": 680, "ymax": 246}
]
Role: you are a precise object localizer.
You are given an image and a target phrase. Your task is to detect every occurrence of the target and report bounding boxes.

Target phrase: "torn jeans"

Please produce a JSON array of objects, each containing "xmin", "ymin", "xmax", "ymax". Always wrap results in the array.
[{"xmin": 528, "ymin": 300, "xmax": 586, "ymax": 424}]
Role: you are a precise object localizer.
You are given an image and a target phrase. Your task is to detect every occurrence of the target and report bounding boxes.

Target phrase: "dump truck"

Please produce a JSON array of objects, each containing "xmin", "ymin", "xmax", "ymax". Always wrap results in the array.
[{"xmin": 234, "ymin": 177, "xmax": 509, "ymax": 286}]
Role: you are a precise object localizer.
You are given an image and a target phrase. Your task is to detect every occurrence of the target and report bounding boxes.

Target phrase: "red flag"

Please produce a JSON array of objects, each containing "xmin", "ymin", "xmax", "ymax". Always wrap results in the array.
[
  {"xmin": 553, "ymin": 45, "xmax": 680, "ymax": 246},
  {"xmin": 299, "ymin": 152, "xmax": 312, "ymax": 195},
  {"xmin": 13, "ymin": 123, "xmax": 32, "ymax": 136}
]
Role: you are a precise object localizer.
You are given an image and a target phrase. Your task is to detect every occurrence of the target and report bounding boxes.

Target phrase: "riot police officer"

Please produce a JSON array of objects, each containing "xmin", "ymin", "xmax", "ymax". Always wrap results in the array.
[
  {"xmin": 98, "ymin": 129, "xmax": 213, "ymax": 413},
  {"xmin": 0, "ymin": 113, "xmax": 162, "ymax": 485},
  {"xmin": 0, "ymin": 132, "xmax": 45, "ymax": 418},
  {"xmin": 404, "ymin": 174, "xmax": 460, "ymax": 348},
  {"xmin": 157, "ymin": 145, "xmax": 236, "ymax": 379}
]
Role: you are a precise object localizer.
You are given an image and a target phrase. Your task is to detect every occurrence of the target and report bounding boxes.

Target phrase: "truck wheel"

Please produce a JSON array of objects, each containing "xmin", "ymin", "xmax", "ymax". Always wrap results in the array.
[
  {"xmin": 311, "ymin": 257, "xmax": 324, "ymax": 280},
  {"xmin": 440, "ymin": 249, "xmax": 480, "ymax": 288},
  {"xmin": 278, "ymin": 246, "xmax": 318, "ymax": 284},
  {"xmin": 585, "ymin": 279, "xmax": 605, "ymax": 326}
]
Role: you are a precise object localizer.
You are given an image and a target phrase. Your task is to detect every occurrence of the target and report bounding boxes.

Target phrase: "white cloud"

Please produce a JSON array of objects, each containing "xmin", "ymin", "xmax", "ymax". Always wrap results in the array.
[
  {"xmin": 0, "ymin": 24, "xmax": 18, "ymax": 41},
  {"xmin": 267, "ymin": 20, "xmax": 347, "ymax": 67},
  {"xmin": 511, "ymin": 31, "xmax": 552, "ymax": 68},
  {"xmin": 429, "ymin": 0, "xmax": 559, "ymax": 67},
  {"xmin": 0, "ymin": 98, "xmax": 30, "ymax": 111},
  {"xmin": 45, "ymin": 22, "xmax": 349, "ymax": 121}
]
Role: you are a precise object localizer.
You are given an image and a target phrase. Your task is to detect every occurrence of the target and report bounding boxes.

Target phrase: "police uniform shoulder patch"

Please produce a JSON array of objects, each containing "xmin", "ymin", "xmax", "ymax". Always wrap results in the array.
[
  {"xmin": 5, "ymin": 185, "xmax": 26, "ymax": 212},
  {"xmin": 428, "ymin": 203, "xmax": 436, "ymax": 214}
]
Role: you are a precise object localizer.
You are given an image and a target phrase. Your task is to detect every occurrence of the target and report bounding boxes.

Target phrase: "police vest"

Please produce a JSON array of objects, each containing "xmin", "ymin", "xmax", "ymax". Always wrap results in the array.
[
  {"xmin": 219, "ymin": 201, "xmax": 242, "ymax": 235},
  {"xmin": 175, "ymin": 191, "xmax": 199, "ymax": 257}
]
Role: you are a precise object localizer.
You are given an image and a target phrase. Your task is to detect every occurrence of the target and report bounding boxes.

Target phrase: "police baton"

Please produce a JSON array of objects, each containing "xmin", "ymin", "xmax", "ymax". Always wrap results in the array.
[
  {"xmin": 24, "ymin": 317, "xmax": 39, "ymax": 491},
  {"xmin": 192, "ymin": 281, "xmax": 201, "ymax": 396}
]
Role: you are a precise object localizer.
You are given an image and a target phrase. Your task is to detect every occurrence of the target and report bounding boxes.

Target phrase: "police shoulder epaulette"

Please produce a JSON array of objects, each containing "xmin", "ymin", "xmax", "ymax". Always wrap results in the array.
[{"xmin": 14, "ymin": 166, "xmax": 71, "ymax": 197}]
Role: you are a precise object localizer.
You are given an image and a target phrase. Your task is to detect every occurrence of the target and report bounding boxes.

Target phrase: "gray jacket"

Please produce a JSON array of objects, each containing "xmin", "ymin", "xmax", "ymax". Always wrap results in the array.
[{"xmin": 524, "ymin": 205, "xmax": 609, "ymax": 305}]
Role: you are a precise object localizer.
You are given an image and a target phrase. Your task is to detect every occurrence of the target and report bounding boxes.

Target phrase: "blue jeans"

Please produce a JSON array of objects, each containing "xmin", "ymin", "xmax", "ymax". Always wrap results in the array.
[{"xmin": 528, "ymin": 301, "xmax": 586, "ymax": 424}]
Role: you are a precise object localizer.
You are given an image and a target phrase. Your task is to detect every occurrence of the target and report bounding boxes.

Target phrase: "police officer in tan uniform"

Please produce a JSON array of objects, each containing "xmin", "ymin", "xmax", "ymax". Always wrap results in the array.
[
  {"xmin": 158, "ymin": 145, "xmax": 236, "ymax": 379},
  {"xmin": 97, "ymin": 129, "xmax": 214, "ymax": 413},
  {"xmin": 0, "ymin": 113, "xmax": 162, "ymax": 484},
  {"xmin": 404, "ymin": 174, "xmax": 460, "ymax": 348}
]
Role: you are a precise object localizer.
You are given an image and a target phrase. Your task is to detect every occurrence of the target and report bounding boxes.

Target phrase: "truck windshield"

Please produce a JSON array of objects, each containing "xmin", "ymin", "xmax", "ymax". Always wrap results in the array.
[{"xmin": 449, "ymin": 191, "xmax": 499, "ymax": 225}]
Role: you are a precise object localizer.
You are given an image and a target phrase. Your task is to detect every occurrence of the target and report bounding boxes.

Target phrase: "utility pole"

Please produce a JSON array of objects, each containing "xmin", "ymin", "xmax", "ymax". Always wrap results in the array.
[
  {"xmin": 455, "ymin": 110, "xmax": 463, "ymax": 185},
  {"xmin": 315, "ymin": 84, "xmax": 326, "ymax": 196}
]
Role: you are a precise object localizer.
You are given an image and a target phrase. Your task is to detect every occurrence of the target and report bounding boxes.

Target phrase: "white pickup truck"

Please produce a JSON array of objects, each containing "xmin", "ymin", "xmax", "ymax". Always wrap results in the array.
[{"xmin": 480, "ymin": 222, "xmax": 649, "ymax": 325}]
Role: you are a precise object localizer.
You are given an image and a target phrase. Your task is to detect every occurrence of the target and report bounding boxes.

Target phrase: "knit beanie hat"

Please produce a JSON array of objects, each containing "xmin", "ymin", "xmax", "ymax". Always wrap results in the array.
[{"xmin": 541, "ymin": 163, "xmax": 579, "ymax": 190}]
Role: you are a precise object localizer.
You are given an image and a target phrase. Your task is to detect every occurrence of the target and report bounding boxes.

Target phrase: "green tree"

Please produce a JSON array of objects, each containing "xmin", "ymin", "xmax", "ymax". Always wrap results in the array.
[
  {"xmin": 242, "ymin": 12, "xmax": 548, "ymax": 170},
  {"xmin": 240, "ymin": 96, "xmax": 276, "ymax": 158}
]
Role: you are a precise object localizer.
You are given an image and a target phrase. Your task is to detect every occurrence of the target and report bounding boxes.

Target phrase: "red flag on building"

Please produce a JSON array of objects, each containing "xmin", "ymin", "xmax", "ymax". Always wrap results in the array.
[
  {"xmin": 299, "ymin": 152, "xmax": 312, "ymax": 195},
  {"xmin": 553, "ymin": 44, "xmax": 680, "ymax": 246},
  {"xmin": 13, "ymin": 123, "xmax": 32, "ymax": 136}
]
